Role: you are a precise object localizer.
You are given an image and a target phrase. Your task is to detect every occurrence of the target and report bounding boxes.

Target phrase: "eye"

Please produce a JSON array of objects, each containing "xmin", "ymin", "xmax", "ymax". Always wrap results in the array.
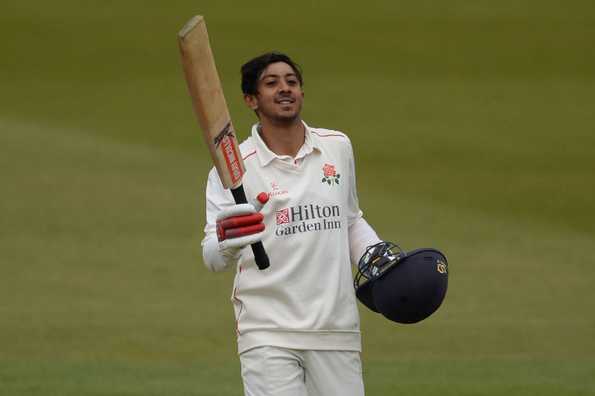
[
  {"xmin": 287, "ymin": 79, "xmax": 298, "ymax": 86},
  {"xmin": 264, "ymin": 80, "xmax": 276, "ymax": 87}
]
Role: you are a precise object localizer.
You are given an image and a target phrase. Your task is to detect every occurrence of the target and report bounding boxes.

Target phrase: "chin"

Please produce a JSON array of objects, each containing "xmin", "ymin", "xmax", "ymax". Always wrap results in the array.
[
  {"xmin": 259, "ymin": 108, "xmax": 302, "ymax": 124},
  {"xmin": 275, "ymin": 113, "xmax": 300, "ymax": 123}
]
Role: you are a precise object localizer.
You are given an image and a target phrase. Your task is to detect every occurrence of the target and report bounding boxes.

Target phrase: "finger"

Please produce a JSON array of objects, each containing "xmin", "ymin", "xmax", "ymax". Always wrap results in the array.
[
  {"xmin": 216, "ymin": 203, "xmax": 256, "ymax": 221},
  {"xmin": 219, "ymin": 231, "xmax": 264, "ymax": 250},
  {"xmin": 218, "ymin": 213, "xmax": 263, "ymax": 230},
  {"xmin": 224, "ymin": 223, "xmax": 265, "ymax": 239},
  {"xmin": 253, "ymin": 192, "xmax": 270, "ymax": 212}
]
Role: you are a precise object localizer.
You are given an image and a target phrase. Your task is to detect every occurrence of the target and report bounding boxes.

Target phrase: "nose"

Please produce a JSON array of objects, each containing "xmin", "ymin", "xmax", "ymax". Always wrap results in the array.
[{"xmin": 279, "ymin": 80, "xmax": 291, "ymax": 92}]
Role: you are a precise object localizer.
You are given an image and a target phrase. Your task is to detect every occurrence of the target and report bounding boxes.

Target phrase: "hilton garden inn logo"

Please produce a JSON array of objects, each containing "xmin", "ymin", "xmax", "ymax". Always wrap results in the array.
[{"xmin": 275, "ymin": 204, "xmax": 342, "ymax": 236}]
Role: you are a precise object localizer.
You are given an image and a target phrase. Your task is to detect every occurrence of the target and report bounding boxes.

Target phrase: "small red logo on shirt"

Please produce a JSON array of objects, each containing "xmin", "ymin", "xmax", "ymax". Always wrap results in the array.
[
  {"xmin": 321, "ymin": 163, "xmax": 340, "ymax": 186},
  {"xmin": 269, "ymin": 181, "xmax": 288, "ymax": 198},
  {"xmin": 276, "ymin": 208, "xmax": 290, "ymax": 225}
]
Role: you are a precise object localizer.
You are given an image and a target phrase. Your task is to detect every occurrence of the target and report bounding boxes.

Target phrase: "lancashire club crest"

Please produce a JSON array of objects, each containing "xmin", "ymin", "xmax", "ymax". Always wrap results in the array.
[{"xmin": 321, "ymin": 163, "xmax": 340, "ymax": 186}]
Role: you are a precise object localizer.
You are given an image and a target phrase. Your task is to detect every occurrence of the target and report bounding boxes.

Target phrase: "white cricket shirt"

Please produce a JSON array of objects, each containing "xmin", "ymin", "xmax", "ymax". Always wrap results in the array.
[{"xmin": 203, "ymin": 121, "xmax": 365, "ymax": 354}]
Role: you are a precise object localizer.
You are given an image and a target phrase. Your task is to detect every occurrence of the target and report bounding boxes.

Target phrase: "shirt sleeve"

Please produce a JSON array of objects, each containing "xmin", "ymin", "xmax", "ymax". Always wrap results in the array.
[
  {"xmin": 348, "ymin": 216, "xmax": 382, "ymax": 267},
  {"xmin": 344, "ymin": 136, "xmax": 382, "ymax": 265},
  {"xmin": 346, "ymin": 137, "xmax": 363, "ymax": 226},
  {"xmin": 201, "ymin": 167, "xmax": 236, "ymax": 272}
]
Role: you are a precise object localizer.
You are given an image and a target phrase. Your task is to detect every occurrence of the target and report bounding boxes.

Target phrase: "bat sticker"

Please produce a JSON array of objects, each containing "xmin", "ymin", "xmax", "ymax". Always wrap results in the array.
[
  {"xmin": 215, "ymin": 122, "xmax": 243, "ymax": 185},
  {"xmin": 213, "ymin": 122, "xmax": 234, "ymax": 147}
]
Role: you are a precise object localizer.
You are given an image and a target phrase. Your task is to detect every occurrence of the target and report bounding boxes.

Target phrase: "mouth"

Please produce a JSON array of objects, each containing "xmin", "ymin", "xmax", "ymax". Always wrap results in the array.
[{"xmin": 275, "ymin": 97, "xmax": 295, "ymax": 105}]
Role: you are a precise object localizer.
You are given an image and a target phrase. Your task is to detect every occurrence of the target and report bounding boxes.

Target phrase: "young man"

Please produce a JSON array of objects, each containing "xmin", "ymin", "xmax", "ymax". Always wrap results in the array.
[{"xmin": 201, "ymin": 52, "xmax": 381, "ymax": 396}]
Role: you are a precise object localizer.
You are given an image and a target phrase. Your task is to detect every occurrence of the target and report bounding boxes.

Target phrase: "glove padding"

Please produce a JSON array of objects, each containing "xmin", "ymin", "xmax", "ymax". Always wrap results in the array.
[{"xmin": 216, "ymin": 203, "xmax": 265, "ymax": 262}]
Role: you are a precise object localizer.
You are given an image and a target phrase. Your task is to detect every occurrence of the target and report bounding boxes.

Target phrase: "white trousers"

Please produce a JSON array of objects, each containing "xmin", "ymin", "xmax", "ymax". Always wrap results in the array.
[{"xmin": 240, "ymin": 346, "xmax": 365, "ymax": 396}]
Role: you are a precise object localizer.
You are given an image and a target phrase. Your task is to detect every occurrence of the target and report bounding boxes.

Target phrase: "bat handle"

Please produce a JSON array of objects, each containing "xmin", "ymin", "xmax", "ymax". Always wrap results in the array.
[{"xmin": 230, "ymin": 185, "xmax": 270, "ymax": 270}]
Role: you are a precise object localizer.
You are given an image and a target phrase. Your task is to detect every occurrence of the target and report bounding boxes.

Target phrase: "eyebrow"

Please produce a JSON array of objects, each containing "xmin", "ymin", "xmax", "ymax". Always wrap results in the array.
[{"xmin": 260, "ymin": 72, "xmax": 297, "ymax": 80}]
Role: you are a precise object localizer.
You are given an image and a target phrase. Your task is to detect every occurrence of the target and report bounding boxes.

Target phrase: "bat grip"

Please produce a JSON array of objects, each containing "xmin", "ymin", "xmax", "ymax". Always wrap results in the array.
[{"xmin": 231, "ymin": 185, "xmax": 270, "ymax": 270}]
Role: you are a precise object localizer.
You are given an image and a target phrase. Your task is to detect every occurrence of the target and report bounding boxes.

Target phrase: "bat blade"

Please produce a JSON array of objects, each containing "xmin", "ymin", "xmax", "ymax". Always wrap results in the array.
[
  {"xmin": 178, "ymin": 15, "xmax": 244, "ymax": 189},
  {"xmin": 178, "ymin": 15, "xmax": 270, "ymax": 270}
]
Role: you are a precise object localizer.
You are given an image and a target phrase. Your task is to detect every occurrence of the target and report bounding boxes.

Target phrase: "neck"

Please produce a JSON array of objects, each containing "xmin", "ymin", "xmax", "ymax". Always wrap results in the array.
[{"xmin": 258, "ymin": 118, "xmax": 305, "ymax": 157}]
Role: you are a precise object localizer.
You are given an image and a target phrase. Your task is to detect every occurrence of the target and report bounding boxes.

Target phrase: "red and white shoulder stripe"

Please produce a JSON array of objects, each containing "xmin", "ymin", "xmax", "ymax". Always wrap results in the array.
[
  {"xmin": 242, "ymin": 150, "xmax": 257, "ymax": 161},
  {"xmin": 310, "ymin": 128, "xmax": 348, "ymax": 139},
  {"xmin": 239, "ymin": 137, "xmax": 258, "ymax": 161}
]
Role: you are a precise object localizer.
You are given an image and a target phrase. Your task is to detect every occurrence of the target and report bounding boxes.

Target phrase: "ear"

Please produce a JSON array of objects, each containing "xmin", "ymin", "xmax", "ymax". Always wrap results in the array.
[{"xmin": 244, "ymin": 94, "xmax": 258, "ymax": 111}]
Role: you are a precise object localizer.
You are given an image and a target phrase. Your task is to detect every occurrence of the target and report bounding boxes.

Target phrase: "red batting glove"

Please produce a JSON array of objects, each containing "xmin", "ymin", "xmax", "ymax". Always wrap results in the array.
[{"xmin": 215, "ymin": 193, "xmax": 269, "ymax": 261}]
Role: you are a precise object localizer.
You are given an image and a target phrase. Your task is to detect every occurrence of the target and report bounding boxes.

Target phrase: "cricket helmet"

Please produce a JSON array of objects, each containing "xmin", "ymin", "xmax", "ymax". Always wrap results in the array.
[{"xmin": 354, "ymin": 242, "xmax": 448, "ymax": 324}]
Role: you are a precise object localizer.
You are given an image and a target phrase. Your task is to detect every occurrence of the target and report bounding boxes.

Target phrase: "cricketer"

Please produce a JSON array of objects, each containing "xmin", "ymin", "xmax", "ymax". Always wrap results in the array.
[{"xmin": 201, "ymin": 52, "xmax": 382, "ymax": 395}]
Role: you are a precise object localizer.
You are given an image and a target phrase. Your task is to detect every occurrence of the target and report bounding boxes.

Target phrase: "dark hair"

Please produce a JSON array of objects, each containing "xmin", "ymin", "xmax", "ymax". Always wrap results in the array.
[{"xmin": 241, "ymin": 52, "xmax": 303, "ymax": 95}]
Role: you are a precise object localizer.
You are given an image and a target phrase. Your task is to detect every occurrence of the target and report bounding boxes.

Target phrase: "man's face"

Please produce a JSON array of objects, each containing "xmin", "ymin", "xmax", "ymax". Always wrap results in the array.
[{"xmin": 245, "ymin": 62, "xmax": 304, "ymax": 123}]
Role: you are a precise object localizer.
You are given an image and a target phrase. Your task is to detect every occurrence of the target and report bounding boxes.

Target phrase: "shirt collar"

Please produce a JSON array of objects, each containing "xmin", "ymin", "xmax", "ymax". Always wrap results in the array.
[{"xmin": 251, "ymin": 121, "xmax": 321, "ymax": 167}]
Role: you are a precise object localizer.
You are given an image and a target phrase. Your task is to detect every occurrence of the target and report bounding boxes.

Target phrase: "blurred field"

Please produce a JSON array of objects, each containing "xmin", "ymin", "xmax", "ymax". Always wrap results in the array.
[{"xmin": 1, "ymin": 0, "xmax": 594, "ymax": 395}]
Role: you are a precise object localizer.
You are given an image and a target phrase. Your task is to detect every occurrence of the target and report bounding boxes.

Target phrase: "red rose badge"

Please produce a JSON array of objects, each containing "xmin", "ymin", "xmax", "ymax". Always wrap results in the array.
[{"xmin": 321, "ymin": 163, "xmax": 340, "ymax": 186}]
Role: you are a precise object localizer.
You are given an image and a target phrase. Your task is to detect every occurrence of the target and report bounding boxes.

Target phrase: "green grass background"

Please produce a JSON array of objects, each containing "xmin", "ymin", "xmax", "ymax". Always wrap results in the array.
[{"xmin": 1, "ymin": 0, "xmax": 594, "ymax": 394}]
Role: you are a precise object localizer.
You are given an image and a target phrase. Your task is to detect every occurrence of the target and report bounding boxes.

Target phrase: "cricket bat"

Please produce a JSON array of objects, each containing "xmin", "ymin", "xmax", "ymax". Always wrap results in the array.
[{"xmin": 178, "ymin": 15, "xmax": 270, "ymax": 270}]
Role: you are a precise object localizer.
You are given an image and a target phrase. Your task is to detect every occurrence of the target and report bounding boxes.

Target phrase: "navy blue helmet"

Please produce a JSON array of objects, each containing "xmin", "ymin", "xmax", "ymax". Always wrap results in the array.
[{"xmin": 354, "ymin": 242, "xmax": 448, "ymax": 324}]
